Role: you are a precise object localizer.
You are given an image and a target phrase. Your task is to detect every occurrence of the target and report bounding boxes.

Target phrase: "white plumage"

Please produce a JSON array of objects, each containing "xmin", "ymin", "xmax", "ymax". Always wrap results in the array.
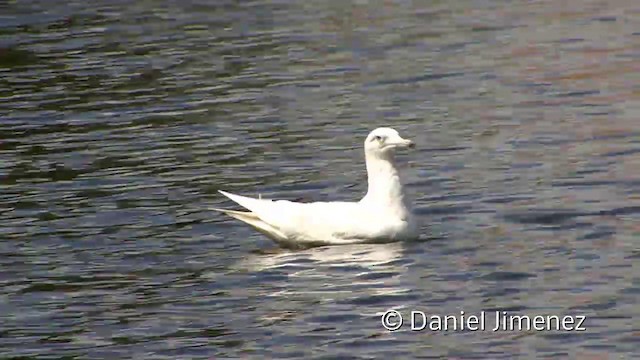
[{"xmin": 212, "ymin": 127, "xmax": 419, "ymax": 248}]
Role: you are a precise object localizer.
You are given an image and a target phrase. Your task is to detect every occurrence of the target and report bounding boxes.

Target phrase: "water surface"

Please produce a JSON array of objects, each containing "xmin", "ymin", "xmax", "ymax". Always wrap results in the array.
[{"xmin": 1, "ymin": 0, "xmax": 639, "ymax": 358}]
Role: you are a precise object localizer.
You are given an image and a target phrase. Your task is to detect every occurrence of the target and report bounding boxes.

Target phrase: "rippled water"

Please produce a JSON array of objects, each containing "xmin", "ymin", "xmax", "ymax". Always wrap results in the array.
[{"xmin": 1, "ymin": 0, "xmax": 639, "ymax": 358}]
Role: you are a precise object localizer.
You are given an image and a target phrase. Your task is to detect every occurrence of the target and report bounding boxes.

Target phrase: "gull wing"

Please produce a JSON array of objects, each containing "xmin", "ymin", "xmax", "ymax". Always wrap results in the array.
[{"xmin": 214, "ymin": 190, "xmax": 383, "ymax": 244}]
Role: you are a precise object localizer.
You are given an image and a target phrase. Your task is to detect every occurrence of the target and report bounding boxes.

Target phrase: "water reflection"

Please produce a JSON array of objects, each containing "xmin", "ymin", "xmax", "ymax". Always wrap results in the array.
[{"xmin": 241, "ymin": 242, "xmax": 405, "ymax": 271}]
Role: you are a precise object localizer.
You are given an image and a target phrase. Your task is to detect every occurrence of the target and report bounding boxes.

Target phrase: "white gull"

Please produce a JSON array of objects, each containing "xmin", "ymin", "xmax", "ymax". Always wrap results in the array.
[{"xmin": 212, "ymin": 127, "xmax": 419, "ymax": 248}]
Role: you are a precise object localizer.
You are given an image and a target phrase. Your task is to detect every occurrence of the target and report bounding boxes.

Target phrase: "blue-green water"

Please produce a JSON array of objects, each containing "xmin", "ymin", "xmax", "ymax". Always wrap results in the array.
[{"xmin": 1, "ymin": 0, "xmax": 639, "ymax": 358}]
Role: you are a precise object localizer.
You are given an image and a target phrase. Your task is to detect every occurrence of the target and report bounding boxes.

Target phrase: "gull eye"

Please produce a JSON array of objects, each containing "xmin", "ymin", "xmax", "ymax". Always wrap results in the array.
[{"xmin": 374, "ymin": 135, "xmax": 382, "ymax": 141}]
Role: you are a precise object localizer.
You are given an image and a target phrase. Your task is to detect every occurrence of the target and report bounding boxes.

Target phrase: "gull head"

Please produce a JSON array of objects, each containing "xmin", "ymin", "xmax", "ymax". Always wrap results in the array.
[{"xmin": 364, "ymin": 127, "xmax": 415, "ymax": 158}]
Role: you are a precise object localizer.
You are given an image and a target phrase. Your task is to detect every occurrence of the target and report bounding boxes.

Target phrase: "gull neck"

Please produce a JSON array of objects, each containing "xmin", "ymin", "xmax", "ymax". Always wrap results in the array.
[{"xmin": 361, "ymin": 151, "xmax": 409, "ymax": 212}]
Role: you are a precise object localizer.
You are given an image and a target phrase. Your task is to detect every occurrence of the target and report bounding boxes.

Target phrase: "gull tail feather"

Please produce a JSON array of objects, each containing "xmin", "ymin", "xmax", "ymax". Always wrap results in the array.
[
  {"xmin": 211, "ymin": 207, "xmax": 287, "ymax": 241},
  {"xmin": 213, "ymin": 190, "xmax": 288, "ymax": 241},
  {"xmin": 218, "ymin": 190, "xmax": 272, "ymax": 214}
]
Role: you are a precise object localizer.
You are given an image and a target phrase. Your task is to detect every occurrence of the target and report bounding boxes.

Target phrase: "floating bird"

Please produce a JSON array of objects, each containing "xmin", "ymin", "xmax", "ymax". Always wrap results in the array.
[{"xmin": 212, "ymin": 127, "xmax": 418, "ymax": 248}]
